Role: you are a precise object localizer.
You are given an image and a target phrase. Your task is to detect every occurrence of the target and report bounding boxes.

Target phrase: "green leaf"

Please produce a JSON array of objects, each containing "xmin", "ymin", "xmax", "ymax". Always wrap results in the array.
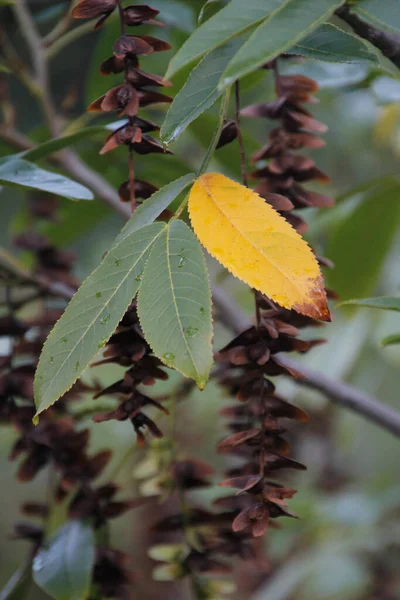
[
  {"xmin": 198, "ymin": 0, "xmax": 227, "ymax": 25},
  {"xmin": 137, "ymin": 220, "xmax": 213, "ymax": 388},
  {"xmin": 165, "ymin": 0, "xmax": 288, "ymax": 79},
  {"xmin": 381, "ymin": 333, "xmax": 400, "ymax": 346},
  {"xmin": 21, "ymin": 126, "xmax": 108, "ymax": 162},
  {"xmin": 326, "ymin": 182, "xmax": 400, "ymax": 301},
  {"xmin": 0, "ymin": 158, "xmax": 93, "ymax": 201},
  {"xmin": 114, "ymin": 173, "xmax": 195, "ymax": 244},
  {"xmin": 32, "ymin": 520, "xmax": 95, "ymax": 600},
  {"xmin": 220, "ymin": 0, "xmax": 345, "ymax": 88},
  {"xmin": 338, "ymin": 297, "xmax": 400, "ymax": 312},
  {"xmin": 288, "ymin": 23, "xmax": 378, "ymax": 64},
  {"xmin": 150, "ymin": 0, "xmax": 196, "ymax": 33},
  {"xmin": 0, "ymin": 561, "xmax": 32, "ymax": 600},
  {"xmin": 34, "ymin": 223, "xmax": 165, "ymax": 415},
  {"xmin": 283, "ymin": 61, "xmax": 369, "ymax": 88},
  {"xmin": 352, "ymin": 0, "xmax": 400, "ymax": 35},
  {"xmin": 161, "ymin": 37, "xmax": 244, "ymax": 145}
]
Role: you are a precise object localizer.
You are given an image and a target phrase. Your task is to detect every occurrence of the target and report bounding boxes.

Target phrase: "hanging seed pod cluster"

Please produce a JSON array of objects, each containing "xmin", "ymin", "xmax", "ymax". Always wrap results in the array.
[
  {"xmin": 211, "ymin": 64, "xmax": 334, "ymax": 550},
  {"xmin": 73, "ymin": 0, "xmax": 173, "ymax": 209},
  {"xmin": 1, "ymin": 196, "xmax": 152, "ymax": 598}
]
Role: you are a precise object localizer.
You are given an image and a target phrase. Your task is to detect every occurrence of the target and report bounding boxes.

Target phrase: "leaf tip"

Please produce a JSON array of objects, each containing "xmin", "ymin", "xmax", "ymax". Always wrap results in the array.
[
  {"xmin": 293, "ymin": 276, "xmax": 331, "ymax": 322},
  {"xmin": 32, "ymin": 414, "xmax": 40, "ymax": 426},
  {"xmin": 196, "ymin": 377, "xmax": 208, "ymax": 390}
]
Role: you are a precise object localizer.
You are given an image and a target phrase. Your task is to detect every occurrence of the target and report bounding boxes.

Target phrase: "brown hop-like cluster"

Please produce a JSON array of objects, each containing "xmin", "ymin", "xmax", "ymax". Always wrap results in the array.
[
  {"xmin": 215, "ymin": 298, "xmax": 321, "ymax": 539},
  {"xmin": 93, "ymin": 547, "xmax": 135, "ymax": 600},
  {"xmin": 73, "ymin": 0, "xmax": 172, "ymax": 209},
  {"xmin": 150, "ymin": 458, "xmax": 241, "ymax": 593},
  {"xmin": 2, "ymin": 194, "xmax": 143, "ymax": 597},
  {"xmin": 92, "ymin": 301, "xmax": 169, "ymax": 444},
  {"xmin": 211, "ymin": 63, "xmax": 334, "ymax": 552},
  {"xmin": 241, "ymin": 71, "xmax": 334, "ymax": 233}
]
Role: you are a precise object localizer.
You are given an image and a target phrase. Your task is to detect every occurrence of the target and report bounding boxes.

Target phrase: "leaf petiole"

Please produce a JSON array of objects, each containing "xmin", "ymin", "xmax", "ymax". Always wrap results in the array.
[{"xmin": 173, "ymin": 88, "xmax": 231, "ymax": 220}]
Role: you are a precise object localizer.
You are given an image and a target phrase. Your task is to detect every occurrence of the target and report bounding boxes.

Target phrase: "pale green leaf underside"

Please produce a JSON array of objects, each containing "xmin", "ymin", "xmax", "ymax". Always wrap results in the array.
[
  {"xmin": 34, "ymin": 223, "xmax": 164, "ymax": 414},
  {"xmin": 289, "ymin": 23, "xmax": 378, "ymax": 64},
  {"xmin": 221, "ymin": 0, "xmax": 345, "ymax": 87},
  {"xmin": 33, "ymin": 520, "xmax": 95, "ymax": 600},
  {"xmin": 338, "ymin": 297, "xmax": 400, "ymax": 312},
  {"xmin": 165, "ymin": 0, "xmax": 288, "ymax": 78},
  {"xmin": 138, "ymin": 220, "xmax": 213, "ymax": 387},
  {"xmin": 161, "ymin": 37, "xmax": 245, "ymax": 145},
  {"xmin": 352, "ymin": 0, "xmax": 400, "ymax": 35},
  {"xmin": 0, "ymin": 157, "xmax": 93, "ymax": 201}
]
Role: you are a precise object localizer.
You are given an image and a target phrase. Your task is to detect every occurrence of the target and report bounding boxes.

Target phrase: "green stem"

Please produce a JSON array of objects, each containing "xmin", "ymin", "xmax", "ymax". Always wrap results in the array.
[
  {"xmin": 173, "ymin": 88, "xmax": 231, "ymax": 220},
  {"xmin": 45, "ymin": 21, "xmax": 94, "ymax": 59},
  {"xmin": 197, "ymin": 87, "xmax": 231, "ymax": 177}
]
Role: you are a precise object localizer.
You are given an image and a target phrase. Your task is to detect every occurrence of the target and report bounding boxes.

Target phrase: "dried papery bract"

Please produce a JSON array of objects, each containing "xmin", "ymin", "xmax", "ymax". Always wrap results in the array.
[
  {"xmin": 1, "ymin": 196, "xmax": 149, "ymax": 597},
  {"xmin": 73, "ymin": 0, "xmax": 172, "ymax": 210},
  {"xmin": 209, "ymin": 62, "xmax": 334, "ymax": 580}
]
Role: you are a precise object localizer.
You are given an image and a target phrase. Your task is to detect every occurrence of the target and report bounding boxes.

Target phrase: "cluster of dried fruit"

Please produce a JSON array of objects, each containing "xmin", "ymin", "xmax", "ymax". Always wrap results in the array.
[
  {"xmin": 207, "ymin": 65, "xmax": 335, "ymax": 561},
  {"xmin": 1, "ymin": 195, "xmax": 151, "ymax": 598},
  {"xmin": 73, "ymin": 0, "xmax": 172, "ymax": 208}
]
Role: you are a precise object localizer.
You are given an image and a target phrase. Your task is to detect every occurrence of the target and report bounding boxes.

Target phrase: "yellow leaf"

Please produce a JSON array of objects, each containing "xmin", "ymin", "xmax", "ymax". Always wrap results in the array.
[{"xmin": 188, "ymin": 172, "xmax": 330, "ymax": 321}]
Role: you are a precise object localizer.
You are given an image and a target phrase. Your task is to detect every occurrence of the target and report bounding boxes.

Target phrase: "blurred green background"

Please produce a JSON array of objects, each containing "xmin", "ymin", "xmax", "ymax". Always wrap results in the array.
[{"xmin": 1, "ymin": 1, "xmax": 400, "ymax": 599}]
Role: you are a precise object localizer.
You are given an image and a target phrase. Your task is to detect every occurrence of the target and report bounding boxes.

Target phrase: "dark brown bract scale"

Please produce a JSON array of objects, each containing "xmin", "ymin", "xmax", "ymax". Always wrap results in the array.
[
  {"xmin": 241, "ymin": 71, "xmax": 334, "ymax": 233},
  {"xmin": 92, "ymin": 302, "xmax": 169, "ymax": 445},
  {"xmin": 73, "ymin": 2, "xmax": 172, "ymax": 211}
]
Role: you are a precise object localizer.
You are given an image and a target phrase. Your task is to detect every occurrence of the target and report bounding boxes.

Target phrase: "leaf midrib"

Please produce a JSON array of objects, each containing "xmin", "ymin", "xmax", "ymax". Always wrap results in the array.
[{"xmin": 165, "ymin": 225, "xmax": 199, "ymax": 379}]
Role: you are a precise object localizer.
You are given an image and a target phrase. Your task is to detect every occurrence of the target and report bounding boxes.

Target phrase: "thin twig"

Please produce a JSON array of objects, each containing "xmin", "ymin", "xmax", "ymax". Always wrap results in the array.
[
  {"xmin": 115, "ymin": 0, "xmax": 126, "ymax": 35},
  {"xmin": 128, "ymin": 146, "xmax": 135, "ymax": 211},
  {"xmin": 234, "ymin": 80, "xmax": 248, "ymax": 187},
  {"xmin": 44, "ymin": 0, "xmax": 76, "ymax": 47},
  {"xmin": 211, "ymin": 283, "xmax": 400, "ymax": 438},
  {"xmin": 12, "ymin": 0, "xmax": 60, "ymax": 135},
  {"xmin": 45, "ymin": 21, "xmax": 94, "ymax": 59},
  {"xmin": 337, "ymin": 6, "xmax": 400, "ymax": 68}
]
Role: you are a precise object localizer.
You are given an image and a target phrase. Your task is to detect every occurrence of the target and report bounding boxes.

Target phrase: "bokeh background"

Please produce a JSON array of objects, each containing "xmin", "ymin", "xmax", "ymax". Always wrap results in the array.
[{"xmin": 1, "ymin": 1, "xmax": 400, "ymax": 599}]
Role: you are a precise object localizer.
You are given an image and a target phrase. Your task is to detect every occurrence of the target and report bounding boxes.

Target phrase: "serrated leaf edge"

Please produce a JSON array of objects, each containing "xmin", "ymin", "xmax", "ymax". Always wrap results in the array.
[{"xmin": 34, "ymin": 224, "xmax": 166, "ymax": 416}]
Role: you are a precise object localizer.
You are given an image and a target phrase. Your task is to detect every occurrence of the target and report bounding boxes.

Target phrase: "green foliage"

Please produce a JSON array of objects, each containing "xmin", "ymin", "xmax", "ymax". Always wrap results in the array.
[
  {"xmin": 165, "ymin": 0, "xmax": 285, "ymax": 78},
  {"xmin": 0, "ymin": 157, "xmax": 93, "ymax": 200},
  {"xmin": 338, "ymin": 296, "xmax": 400, "ymax": 347},
  {"xmin": 289, "ymin": 23, "xmax": 379, "ymax": 64},
  {"xmin": 380, "ymin": 333, "xmax": 400, "ymax": 346},
  {"xmin": 326, "ymin": 181, "xmax": 400, "ymax": 301},
  {"xmin": 32, "ymin": 521, "xmax": 95, "ymax": 600},
  {"xmin": 352, "ymin": 0, "xmax": 400, "ymax": 35},
  {"xmin": 161, "ymin": 37, "xmax": 244, "ymax": 145},
  {"xmin": 220, "ymin": 0, "xmax": 344, "ymax": 87},
  {"xmin": 34, "ymin": 223, "xmax": 164, "ymax": 415},
  {"xmin": 338, "ymin": 296, "xmax": 400, "ymax": 312},
  {"xmin": 198, "ymin": 0, "xmax": 227, "ymax": 25},
  {"xmin": 34, "ymin": 175, "xmax": 195, "ymax": 413},
  {"xmin": 137, "ymin": 219, "xmax": 213, "ymax": 387}
]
